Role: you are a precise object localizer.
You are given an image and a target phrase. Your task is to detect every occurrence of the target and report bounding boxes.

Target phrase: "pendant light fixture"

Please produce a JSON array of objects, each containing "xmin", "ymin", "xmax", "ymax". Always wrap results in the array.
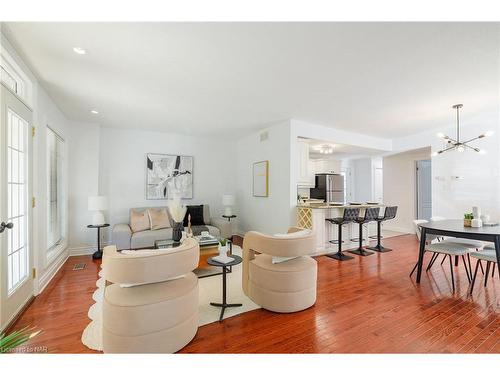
[
  {"xmin": 434, "ymin": 104, "xmax": 493, "ymax": 155},
  {"xmin": 319, "ymin": 144, "xmax": 334, "ymax": 154}
]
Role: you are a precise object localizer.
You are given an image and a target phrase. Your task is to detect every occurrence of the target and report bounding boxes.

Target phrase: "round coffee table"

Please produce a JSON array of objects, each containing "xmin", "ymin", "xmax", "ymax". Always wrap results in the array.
[{"xmin": 207, "ymin": 254, "xmax": 243, "ymax": 322}]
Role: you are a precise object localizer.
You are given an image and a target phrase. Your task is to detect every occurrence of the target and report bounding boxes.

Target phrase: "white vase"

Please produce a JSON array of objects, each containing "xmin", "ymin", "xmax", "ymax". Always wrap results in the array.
[
  {"xmin": 218, "ymin": 244, "xmax": 228, "ymax": 257},
  {"xmin": 472, "ymin": 206, "xmax": 481, "ymax": 219},
  {"xmin": 471, "ymin": 218, "xmax": 483, "ymax": 228}
]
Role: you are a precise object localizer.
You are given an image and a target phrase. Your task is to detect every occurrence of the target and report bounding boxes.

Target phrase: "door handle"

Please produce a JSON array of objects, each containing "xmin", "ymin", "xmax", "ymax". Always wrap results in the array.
[{"xmin": 0, "ymin": 221, "xmax": 14, "ymax": 233}]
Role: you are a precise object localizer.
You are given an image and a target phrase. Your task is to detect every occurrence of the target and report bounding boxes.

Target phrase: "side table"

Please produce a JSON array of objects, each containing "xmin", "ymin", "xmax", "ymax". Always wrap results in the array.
[
  {"xmin": 207, "ymin": 254, "xmax": 243, "ymax": 321},
  {"xmin": 87, "ymin": 223, "xmax": 110, "ymax": 260}
]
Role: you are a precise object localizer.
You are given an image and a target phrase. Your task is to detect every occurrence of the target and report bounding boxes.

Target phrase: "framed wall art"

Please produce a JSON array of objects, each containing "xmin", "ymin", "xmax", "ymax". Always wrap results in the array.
[
  {"xmin": 146, "ymin": 153, "xmax": 193, "ymax": 199},
  {"xmin": 253, "ymin": 160, "xmax": 269, "ymax": 197}
]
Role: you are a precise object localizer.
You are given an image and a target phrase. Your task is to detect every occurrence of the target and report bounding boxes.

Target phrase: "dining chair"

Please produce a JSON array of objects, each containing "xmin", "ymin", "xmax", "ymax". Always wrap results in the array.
[
  {"xmin": 468, "ymin": 249, "xmax": 499, "ymax": 295},
  {"xmin": 421, "ymin": 242, "xmax": 474, "ymax": 292},
  {"xmin": 410, "ymin": 221, "xmax": 475, "ymax": 292}
]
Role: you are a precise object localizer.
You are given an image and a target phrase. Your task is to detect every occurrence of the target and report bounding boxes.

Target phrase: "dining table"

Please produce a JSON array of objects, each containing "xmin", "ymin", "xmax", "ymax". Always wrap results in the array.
[{"xmin": 416, "ymin": 219, "xmax": 500, "ymax": 283}]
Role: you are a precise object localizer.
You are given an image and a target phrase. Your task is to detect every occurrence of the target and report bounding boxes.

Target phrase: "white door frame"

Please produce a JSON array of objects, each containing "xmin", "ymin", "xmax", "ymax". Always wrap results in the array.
[{"xmin": 0, "ymin": 82, "xmax": 34, "ymax": 332}]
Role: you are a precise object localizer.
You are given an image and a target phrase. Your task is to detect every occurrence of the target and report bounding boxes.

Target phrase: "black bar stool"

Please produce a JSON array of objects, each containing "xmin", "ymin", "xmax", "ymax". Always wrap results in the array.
[
  {"xmin": 348, "ymin": 207, "xmax": 381, "ymax": 257},
  {"xmin": 367, "ymin": 206, "xmax": 398, "ymax": 253},
  {"xmin": 325, "ymin": 208, "xmax": 360, "ymax": 261}
]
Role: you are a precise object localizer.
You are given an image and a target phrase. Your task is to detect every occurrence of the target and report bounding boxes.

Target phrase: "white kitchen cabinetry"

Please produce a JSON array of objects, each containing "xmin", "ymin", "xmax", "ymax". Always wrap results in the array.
[
  {"xmin": 313, "ymin": 159, "xmax": 342, "ymax": 174},
  {"xmin": 297, "ymin": 140, "xmax": 314, "ymax": 186}
]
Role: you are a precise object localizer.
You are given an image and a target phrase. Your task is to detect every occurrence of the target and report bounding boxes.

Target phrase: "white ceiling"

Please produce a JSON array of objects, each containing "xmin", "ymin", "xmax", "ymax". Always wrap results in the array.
[{"xmin": 3, "ymin": 22, "xmax": 499, "ymax": 137}]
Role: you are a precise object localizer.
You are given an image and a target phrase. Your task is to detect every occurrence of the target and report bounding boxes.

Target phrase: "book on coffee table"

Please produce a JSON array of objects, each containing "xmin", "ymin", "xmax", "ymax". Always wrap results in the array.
[
  {"xmin": 211, "ymin": 255, "xmax": 234, "ymax": 264},
  {"xmin": 195, "ymin": 235, "xmax": 220, "ymax": 246}
]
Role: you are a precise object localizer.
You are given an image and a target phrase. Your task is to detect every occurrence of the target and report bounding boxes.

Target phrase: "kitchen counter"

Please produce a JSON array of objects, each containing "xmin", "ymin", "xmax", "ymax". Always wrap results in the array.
[
  {"xmin": 297, "ymin": 203, "xmax": 383, "ymax": 209},
  {"xmin": 296, "ymin": 203, "xmax": 386, "ymax": 255}
]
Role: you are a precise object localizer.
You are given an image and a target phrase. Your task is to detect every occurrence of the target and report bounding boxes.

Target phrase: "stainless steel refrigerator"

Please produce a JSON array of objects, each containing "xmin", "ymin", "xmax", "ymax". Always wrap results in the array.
[{"xmin": 310, "ymin": 173, "xmax": 345, "ymax": 203}]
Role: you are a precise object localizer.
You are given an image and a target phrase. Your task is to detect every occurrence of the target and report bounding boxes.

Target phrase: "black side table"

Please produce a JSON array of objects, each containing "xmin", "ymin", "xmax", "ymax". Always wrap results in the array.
[
  {"xmin": 207, "ymin": 254, "xmax": 243, "ymax": 321},
  {"xmin": 87, "ymin": 224, "xmax": 110, "ymax": 260}
]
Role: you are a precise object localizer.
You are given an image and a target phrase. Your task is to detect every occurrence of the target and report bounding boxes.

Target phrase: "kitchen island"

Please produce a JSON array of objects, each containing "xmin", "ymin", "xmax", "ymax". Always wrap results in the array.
[{"xmin": 297, "ymin": 203, "xmax": 384, "ymax": 255}]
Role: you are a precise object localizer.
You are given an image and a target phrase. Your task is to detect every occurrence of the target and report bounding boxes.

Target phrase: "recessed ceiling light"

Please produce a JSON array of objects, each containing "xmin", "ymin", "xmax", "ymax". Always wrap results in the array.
[
  {"xmin": 73, "ymin": 47, "xmax": 87, "ymax": 55},
  {"xmin": 90, "ymin": 110, "xmax": 99, "ymax": 114}
]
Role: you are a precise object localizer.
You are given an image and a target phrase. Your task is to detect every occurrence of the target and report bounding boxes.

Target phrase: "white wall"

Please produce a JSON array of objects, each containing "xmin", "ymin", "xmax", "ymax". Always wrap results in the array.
[
  {"xmin": 383, "ymin": 148, "xmax": 431, "ymax": 233},
  {"xmin": 67, "ymin": 122, "xmax": 100, "ymax": 254},
  {"xmin": 97, "ymin": 127, "xmax": 237, "ymax": 242},
  {"xmin": 236, "ymin": 121, "xmax": 291, "ymax": 234}
]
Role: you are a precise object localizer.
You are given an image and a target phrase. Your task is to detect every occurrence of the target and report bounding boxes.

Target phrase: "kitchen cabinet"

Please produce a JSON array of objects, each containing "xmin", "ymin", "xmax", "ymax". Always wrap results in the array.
[
  {"xmin": 313, "ymin": 159, "xmax": 342, "ymax": 174},
  {"xmin": 297, "ymin": 139, "xmax": 315, "ymax": 187}
]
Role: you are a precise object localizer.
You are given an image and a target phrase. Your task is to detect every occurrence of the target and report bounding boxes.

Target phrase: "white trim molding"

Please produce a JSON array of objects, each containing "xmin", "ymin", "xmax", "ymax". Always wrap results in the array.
[
  {"xmin": 37, "ymin": 249, "xmax": 68, "ymax": 295},
  {"xmin": 68, "ymin": 242, "xmax": 110, "ymax": 257}
]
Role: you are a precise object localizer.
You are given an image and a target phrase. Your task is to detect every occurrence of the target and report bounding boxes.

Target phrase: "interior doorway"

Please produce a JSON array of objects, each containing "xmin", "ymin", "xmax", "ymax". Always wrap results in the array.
[{"xmin": 415, "ymin": 159, "xmax": 432, "ymax": 221}]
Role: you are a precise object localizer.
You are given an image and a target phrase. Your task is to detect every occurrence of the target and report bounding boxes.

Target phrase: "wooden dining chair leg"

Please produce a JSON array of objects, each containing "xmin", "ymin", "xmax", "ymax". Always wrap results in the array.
[
  {"xmin": 461, "ymin": 255, "xmax": 471, "ymax": 282},
  {"xmin": 468, "ymin": 259, "xmax": 481, "ymax": 295},
  {"xmin": 448, "ymin": 255, "xmax": 455, "ymax": 293},
  {"xmin": 484, "ymin": 262, "xmax": 491, "ymax": 287}
]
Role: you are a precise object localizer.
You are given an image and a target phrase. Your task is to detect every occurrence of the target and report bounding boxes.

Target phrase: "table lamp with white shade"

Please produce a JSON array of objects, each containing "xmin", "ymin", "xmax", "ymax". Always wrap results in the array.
[
  {"xmin": 88, "ymin": 196, "xmax": 108, "ymax": 225},
  {"xmin": 222, "ymin": 194, "xmax": 235, "ymax": 216}
]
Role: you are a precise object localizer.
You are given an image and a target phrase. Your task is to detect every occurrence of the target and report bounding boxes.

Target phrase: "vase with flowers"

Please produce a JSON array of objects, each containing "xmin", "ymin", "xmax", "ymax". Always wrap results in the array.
[{"xmin": 168, "ymin": 197, "xmax": 187, "ymax": 242}]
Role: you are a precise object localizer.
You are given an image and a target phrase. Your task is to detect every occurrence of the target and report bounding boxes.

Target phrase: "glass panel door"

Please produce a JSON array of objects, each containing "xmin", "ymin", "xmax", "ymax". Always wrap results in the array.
[
  {"xmin": 7, "ymin": 108, "xmax": 29, "ymax": 293},
  {"xmin": 1, "ymin": 83, "xmax": 33, "ymax": 331}
]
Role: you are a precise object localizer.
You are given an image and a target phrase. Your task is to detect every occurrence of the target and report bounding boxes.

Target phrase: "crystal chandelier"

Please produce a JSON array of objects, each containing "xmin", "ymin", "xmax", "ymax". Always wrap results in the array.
[{"xmin": 434, "ymin": 104, "xmax": 493, "ymax": 155}]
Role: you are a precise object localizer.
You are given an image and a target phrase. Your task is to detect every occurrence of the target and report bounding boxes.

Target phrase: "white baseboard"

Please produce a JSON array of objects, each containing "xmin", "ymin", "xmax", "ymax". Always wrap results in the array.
[
  {"xmin": 68, "ymin": 242, "xmax": 110, "ymax": 257},
  {"xmin": 37, "ymin": 249, "xmax": 68, "ymax": 294},
  {"xmin": 383, "ymin": 225, "xmax": 412, "ymax": 234}
]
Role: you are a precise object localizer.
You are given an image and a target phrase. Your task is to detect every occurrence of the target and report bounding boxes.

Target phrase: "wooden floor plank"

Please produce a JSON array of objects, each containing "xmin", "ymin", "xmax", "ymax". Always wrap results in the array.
[{"xmin": 7, "ymin": 234, "xmax": 500, "ymax": 353}]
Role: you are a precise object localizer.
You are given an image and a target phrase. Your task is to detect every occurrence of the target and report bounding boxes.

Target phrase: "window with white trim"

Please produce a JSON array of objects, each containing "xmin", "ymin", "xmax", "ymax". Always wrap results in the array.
[
  {"xmin": 1, "ymin": 52, "xmax": 29, "ymax": 104},
  {"xmin": 46, "ymin": 127, "xmax": 65, "ymax": 251}
]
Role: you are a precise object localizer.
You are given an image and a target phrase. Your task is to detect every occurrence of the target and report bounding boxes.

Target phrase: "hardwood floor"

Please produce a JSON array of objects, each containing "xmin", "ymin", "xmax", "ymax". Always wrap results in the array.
[{"xmin": 8, "ymin": 234, "xmax": 499, "ymax": 353}]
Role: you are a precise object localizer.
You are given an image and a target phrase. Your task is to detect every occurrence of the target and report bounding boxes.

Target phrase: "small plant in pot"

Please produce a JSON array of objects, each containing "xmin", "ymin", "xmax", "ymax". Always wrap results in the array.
[
  {"xmin": 218, "ymin": 238, "xmax": 229, "ymax": 257},
  {"xmin": 464, "ymin": 213, "xmax": 473, "ymax": 227},
  {"xmin": 167, "ymin": 197, "xmax": 187, "ymax": 242}
]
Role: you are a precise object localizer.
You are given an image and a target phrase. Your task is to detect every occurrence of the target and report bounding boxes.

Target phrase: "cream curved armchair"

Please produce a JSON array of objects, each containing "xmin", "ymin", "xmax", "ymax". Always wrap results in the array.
[
  {"xmin": 242, "ymin": 227, "xmax": 317, "ymax": 313},
  {"xmin": 102, "ymin": 238, "xmax": 199, "ymax": 353}
]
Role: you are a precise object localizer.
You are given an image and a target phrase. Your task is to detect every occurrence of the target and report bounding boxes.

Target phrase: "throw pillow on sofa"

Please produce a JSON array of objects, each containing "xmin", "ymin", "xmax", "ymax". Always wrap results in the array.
[
  {"xmin": 130, "ymin": 209, "xmax": 150, "ymax": 233},
  {"xmin": 183, "ymin": 205, "xmax": 205, "ymax": 226},
  {"xmin": 148, "ymin": 207, "xmax": 171, "ymax": 230}
]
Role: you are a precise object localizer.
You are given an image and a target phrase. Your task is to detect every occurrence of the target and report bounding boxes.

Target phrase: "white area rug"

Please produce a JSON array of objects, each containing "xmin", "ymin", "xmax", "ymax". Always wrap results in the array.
[{"xmin": 81, "ymin": 245, "xmax": 259, "ymax": 351}]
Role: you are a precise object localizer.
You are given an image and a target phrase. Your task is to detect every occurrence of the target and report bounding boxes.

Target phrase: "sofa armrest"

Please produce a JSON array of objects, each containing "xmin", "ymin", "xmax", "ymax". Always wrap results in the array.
[
  {"xmin": 112, "ymin": 224, "xmax": 132, "ymax": 250},
  {"xmin": 211, "ymin": 217, "xmax": 233, "ymax": 239}
]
